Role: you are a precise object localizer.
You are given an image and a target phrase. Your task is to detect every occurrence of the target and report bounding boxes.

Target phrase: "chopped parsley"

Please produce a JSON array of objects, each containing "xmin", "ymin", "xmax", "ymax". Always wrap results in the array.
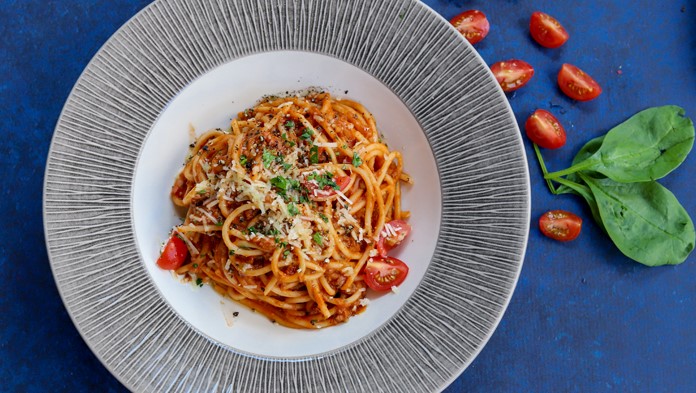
[
  {"xmin": 287, "ymin": 202, "xmax": 300, "ymax": 216},
  {"xmin": 285, "ymin": 120, "xmax": 295, "ymax": 128},
  {"xmin": 247, "ymin": 226, "xmax": 258, "ymax": 234},
  {"xmin": 195, "ymin": 278, "xmax": 203, "ymax": 287},
  {"xmin": 307, "ymin": 172, "xmax": 339, "ymax": 190},
  {"xmin": 262, "ymin": 149, "xmax": 275, "ymax": 168},
  {"xmin": 352, "ymin": 152, "xmax": 363, "ymax": 167},
  {"xmin": 270, "ymin": 176, "xmax": 299, "ymax": 197},
  {"xmin": 262, "ymin": 150, "xmax": 289, "ymax": 169},
  {"xmin": 240, "ymin": 155, "xmax": 248, "ymax": 166},
  {"xmin": 312, "ymin": 232, "xmax": 323, "ymax": 246},
  {"xmin": 193, "ymin": 263, "xmax": 198, "ymax": 268},
  {"xmin": 281, "ymin": 132, "xmax": 296, "ymax": 147},
  {"xmin": 300, "ymin": 128, "xmax": 314, "ymax": 140},
  {"xmin": 270, "ymin": 176, "xmax": 290, "ymax": 193},
  {"xmin": 319, "ymin": 213, "xmax": 329, "ymax": 222},
  {"xmin": 310, "ymin": 145, "xmax": 319, "ymax": 164},
  {"xmin": 229, "ymin": 249, "xmax": 235, "ymax": 256},
  {"xmin": 283, "ymin": 249, "xmax": 291, "ymax": 258},
  {"xmin": 275, "ymin": 238, "xmax": 288, "ymax": 248},
  {"xmin": 215, "ymin": 221, "xmax": 224, "ymax": 227}
]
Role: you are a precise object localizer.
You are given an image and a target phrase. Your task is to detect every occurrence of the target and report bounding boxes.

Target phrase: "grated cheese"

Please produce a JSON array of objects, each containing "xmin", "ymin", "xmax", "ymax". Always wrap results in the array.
[
  {"xmin": 335, "ymin": 189, "xmax": 353, "ymax": 205},
  {"xmin": 314, "ymin": 142, "xmax": 338, "ymax": 148},
  {"xmin": 196, "ymin": 207, "xmax": 218, "ymax": 225}
]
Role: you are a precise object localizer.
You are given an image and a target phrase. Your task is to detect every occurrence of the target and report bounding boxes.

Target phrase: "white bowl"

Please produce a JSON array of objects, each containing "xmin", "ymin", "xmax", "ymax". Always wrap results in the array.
[{"xmin": 132, "ymin": 51, "xmax": 441, "ymax": 358}]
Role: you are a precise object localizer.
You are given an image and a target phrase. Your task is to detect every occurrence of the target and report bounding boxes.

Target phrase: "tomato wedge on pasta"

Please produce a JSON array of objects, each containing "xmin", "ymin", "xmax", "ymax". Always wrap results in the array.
[
  {"xmin": 364, "ymin": 257, "xmax": 409, "ymax": 291},
  {"xmin": 376, "ymin": 219, "xmax": 411, "ymax": 257}
]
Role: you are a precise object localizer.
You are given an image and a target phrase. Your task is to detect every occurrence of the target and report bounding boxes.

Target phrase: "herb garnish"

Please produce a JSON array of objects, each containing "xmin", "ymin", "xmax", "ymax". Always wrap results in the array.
[
  {"xmin": 300, "ymin": 128, "xmax": 314, "ymax": 140},
  {"xmin": 307, "ymin": 171, "xmax": 339, "ymax": 190},
  {"xmin": 312, "ymin": 232, "xmax": 323, "ymax": 246},
  {"xmin": 352, "ymin": 152, "xmax": 362, "ymax": 167},
  {"xmin": 287, "ymin": 202, "xmax": 300, "ymax": 216},
  {"xmin": 309, "ymin": 145, "xmax": 319, "ymax": 164},
  {"xmin": 262, "ymin": 149, "xmax": 275, "ymax": 168}
]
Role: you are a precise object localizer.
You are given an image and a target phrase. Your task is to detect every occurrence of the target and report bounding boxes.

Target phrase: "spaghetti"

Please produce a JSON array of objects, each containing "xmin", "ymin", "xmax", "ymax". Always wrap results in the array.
[{"xmin": 161, "ymin": 91, "xmax": 412, "ymax": 329}]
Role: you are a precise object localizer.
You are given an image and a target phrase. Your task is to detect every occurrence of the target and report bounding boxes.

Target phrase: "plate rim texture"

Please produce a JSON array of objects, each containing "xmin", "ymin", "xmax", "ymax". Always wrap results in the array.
[{"xmin": 43, "ymin": 0, "xmax": 530, "ymax": 391}]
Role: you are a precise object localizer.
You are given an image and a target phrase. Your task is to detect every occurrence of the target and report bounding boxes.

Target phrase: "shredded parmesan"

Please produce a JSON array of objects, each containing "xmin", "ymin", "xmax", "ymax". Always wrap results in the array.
[
  {"xmin": 335, "ymin": 189, "xmax": 353, "ymax": 205},
  {"xmin": 314, "ymin": 142, "xmax": 338, "ymax": 148},
  {"xmin": 196, "ymin": 207, "xmax": 218, "ymax": 224}
]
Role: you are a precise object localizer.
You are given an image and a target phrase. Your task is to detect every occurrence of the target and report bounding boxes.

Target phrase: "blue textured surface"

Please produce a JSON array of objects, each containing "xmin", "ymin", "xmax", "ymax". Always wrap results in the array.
[{"xmin": 1, "ymin": 0, "xmax": 694, "ymax": 392}]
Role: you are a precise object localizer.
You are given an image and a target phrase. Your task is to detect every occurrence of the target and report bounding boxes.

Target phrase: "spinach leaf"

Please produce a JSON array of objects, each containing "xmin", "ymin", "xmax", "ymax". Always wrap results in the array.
[
  {"xmin": 554, "ymin": 177, "xmax": 604, "ymax": 232},
  {"xmin": 579, "ymin": 173, "xmax": 695, "ymax": 266},
  {"xmin": 554, "ymin": 135, "xmax": 605, "ymax": 228},
  {"xmin": 547, "ymin": 106, "xmax": 694, "ymax": 182},
  {"xmin": 556, "ymin": 135, "xmax": 605, "ymax": 195}
]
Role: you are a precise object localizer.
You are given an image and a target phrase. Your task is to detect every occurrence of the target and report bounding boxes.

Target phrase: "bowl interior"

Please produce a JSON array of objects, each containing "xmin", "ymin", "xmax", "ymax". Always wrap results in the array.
[{"xmin": 132, "ymin": 51, "xmax": 441, "ymax": 358}]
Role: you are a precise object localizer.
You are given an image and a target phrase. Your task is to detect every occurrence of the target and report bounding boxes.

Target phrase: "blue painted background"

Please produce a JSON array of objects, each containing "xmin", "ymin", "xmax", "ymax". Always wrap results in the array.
[{"xmin": 1, "ymin": 0, "xmax": 694, "ymax": 392}]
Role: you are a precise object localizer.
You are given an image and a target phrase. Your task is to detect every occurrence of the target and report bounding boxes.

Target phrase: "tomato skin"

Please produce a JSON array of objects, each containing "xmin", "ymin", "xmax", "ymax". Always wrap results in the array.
[
  {"xmin": 490, "ymin": 60, "xmax": 535, "ymax": 92},
  {"xmin": 525, "ymin": 109, "xmax": 567, "ymax": 149},
  {"xmin": 376, "ymin": 220, "xmax": 412, "ymax": 257},
  {"xmin": 157, "ymin": 235, "xmax": 189, "ymax": 270},
  {"xmin": 335, "ymin": 175, "xmax": 351, "ymax": 191},
  {"xmin": 558, "ymin": 63, "xmax": 602, "ymax": 101},
  {"xmin": 364, "ymin": 256, "xmax": 409, "ymax": 291},
  {"xmin": 450, "ymin": 10, "xmax": 490, "ymax": 45},
  {"xmin": 539, "ymin": 210, "xmax": 582, "ymax": 241},
  {"xmin": 529, "ymin": 11, "xmax": 569, "ymax": 48}
]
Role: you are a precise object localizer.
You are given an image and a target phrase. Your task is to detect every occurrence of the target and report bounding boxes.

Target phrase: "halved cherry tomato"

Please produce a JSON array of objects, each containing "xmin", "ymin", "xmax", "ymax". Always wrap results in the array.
[
  {"xmin": 364, "ymin": 256, "xmax": 409, "ymax": 291},
  {"xmin": 529, "ymin": 11, "xmax": 569, "ymax": 48},
  {"xmin": 491, "ymin": 60, "xmax": 535, "ymax": 92},
  {"xmin": 157, "ymin": 235, "xmax": 189, "ymax": 270},
  {"xmin": 450, "ymin": 10, "xmax": 490, "ymax": 45},
  {"xmin": 304, "ymin": 175, "xmax": 351, "ymax": 199},
  {"xmin": 558, "ymin": 63, "xmax": 602, "ymax": 101},
  {"xmin": 539, "ymin": 210, "xmax": 582, "ymax": 241},
  {"xmin": 525, "ymin": 109, "xmax": 566, "ymax": 149},
  {"xmin": 376, "ymin": 220, "xmax": 412, "ymax": 257}
]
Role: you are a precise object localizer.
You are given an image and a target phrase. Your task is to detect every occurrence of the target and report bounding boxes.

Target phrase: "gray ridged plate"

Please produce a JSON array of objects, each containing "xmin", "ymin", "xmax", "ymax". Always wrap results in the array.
[{"xmin": 43, "ymin": 0, "xmax": 530, "ymax": 391}]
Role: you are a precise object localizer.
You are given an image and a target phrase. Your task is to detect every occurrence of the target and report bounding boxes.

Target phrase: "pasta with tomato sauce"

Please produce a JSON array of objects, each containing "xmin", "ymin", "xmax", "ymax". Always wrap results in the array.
[{"xmin": 157, "ymin": 91, "xmax": 412, "ymax": 329}]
